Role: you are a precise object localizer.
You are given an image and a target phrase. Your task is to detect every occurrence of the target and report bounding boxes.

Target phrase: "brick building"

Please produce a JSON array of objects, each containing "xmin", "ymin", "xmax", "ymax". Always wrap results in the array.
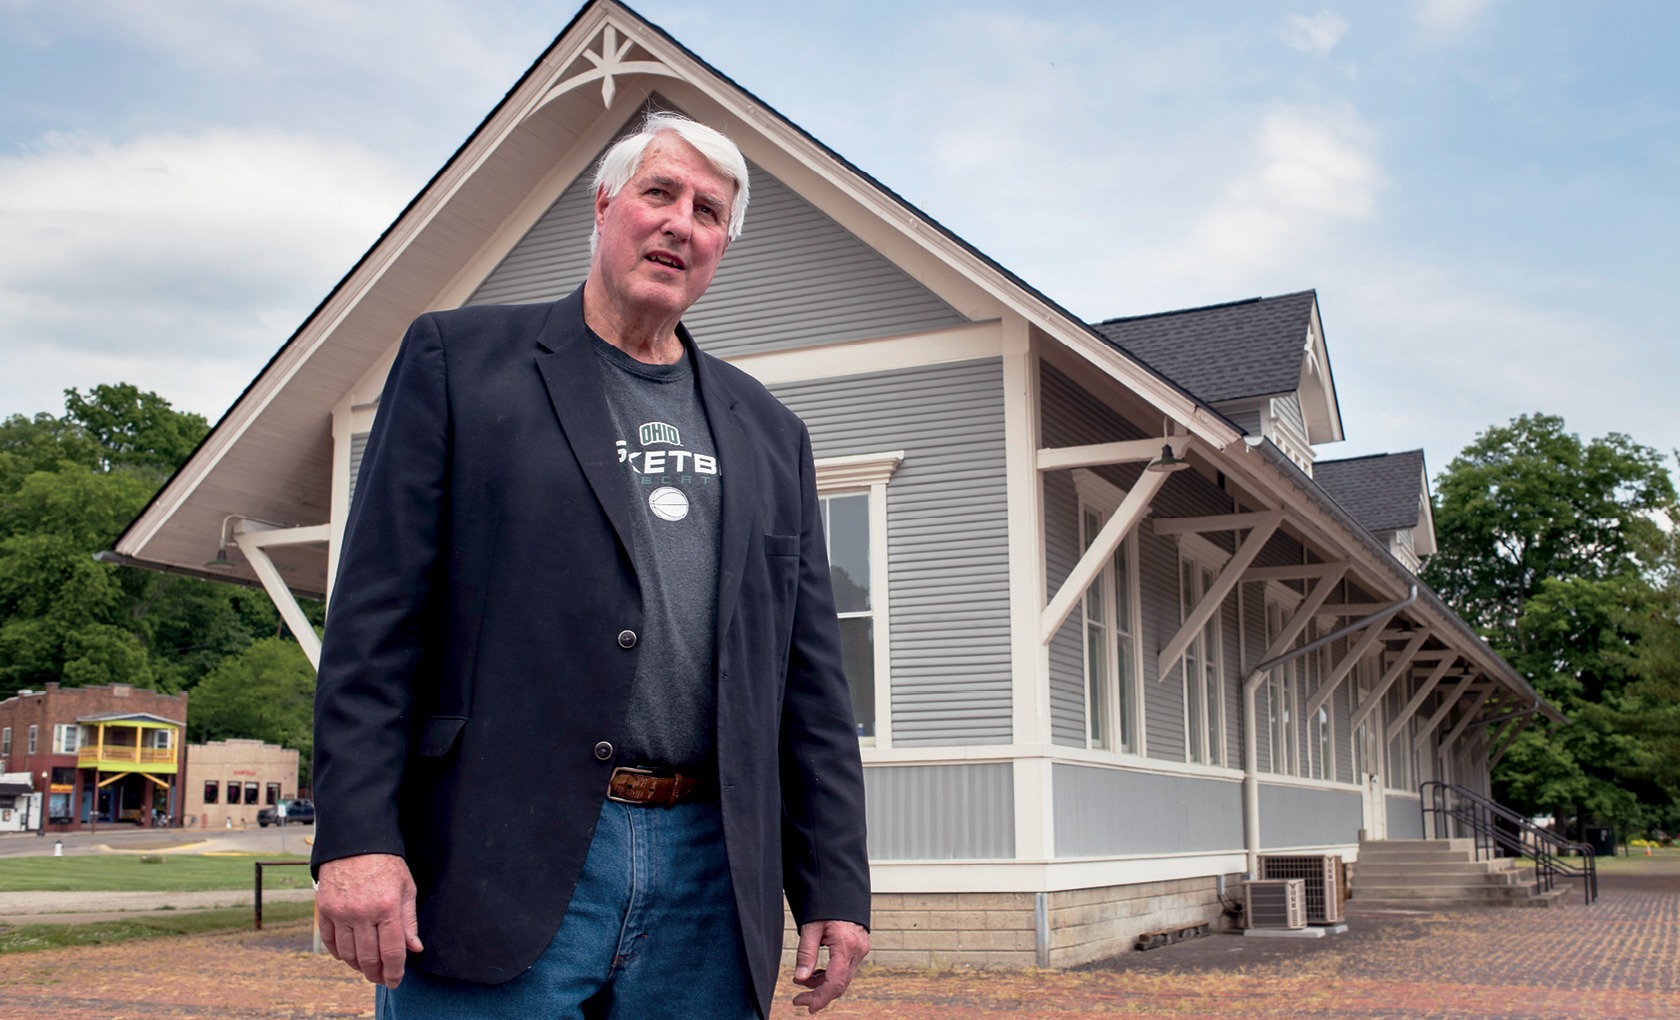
[{"xmin": 0, "ymin": 683, "xmax": 187, "ymax": 831}]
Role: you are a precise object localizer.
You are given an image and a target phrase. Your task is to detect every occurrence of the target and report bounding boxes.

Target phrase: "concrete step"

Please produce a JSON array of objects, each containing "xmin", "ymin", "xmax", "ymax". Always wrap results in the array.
[
  {"xmin": 1357, "ymin": 847, "xmax": 1481, "ymax": 859},
  {"xmin": 1354, "ymin": 881, "xmax": 1550, "ymax": 904},
  {"xmin": 1354, "ymin": 870, "xmax": 1524, "ymax": 889},
  {"xmin": 1360, "ymin": 837, "xmax": 1476, "ymax": 852},
  {"xmin": 1356, "ymin": 860, "xmax": 1517, "ymax": 877},
  {"xmin": 1357, "ymin": 853, "xmax": 1518, "ymax": 867}
]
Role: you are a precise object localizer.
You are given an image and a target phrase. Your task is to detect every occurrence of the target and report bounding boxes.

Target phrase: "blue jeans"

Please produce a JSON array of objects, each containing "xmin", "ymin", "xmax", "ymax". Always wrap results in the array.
[{"xmin": 378, "ymin": 799, "xmax": 756, "ymax": 1019}]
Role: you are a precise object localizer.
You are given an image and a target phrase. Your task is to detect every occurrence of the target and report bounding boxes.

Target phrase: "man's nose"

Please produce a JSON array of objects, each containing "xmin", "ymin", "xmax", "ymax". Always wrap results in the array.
[{"xmin": 660, "ymin": 198, "xmax": 695, "ymax": 239}]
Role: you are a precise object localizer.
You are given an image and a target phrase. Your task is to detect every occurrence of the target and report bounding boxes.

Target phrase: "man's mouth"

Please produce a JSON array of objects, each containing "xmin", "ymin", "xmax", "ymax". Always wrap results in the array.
[{"xmin": 646, "ymin": 252, "xmax": 685, "ymax": 270}]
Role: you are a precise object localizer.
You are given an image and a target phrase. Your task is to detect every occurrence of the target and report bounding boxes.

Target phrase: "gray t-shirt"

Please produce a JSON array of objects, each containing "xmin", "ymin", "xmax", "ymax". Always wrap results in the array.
[{"xmin": 592, "ymin": 333, "xmax": 722, "ymax": 770}]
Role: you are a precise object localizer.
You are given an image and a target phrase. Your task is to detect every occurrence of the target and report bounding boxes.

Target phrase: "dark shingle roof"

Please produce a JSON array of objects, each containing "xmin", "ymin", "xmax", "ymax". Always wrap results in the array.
[
  {"xmin": 1089, "ymin": 291, "xmax": 1317, "ymax": 404},
  {"xmin": 1313, "ymin": 450, "xmax": 1428, "ymax": 534}
]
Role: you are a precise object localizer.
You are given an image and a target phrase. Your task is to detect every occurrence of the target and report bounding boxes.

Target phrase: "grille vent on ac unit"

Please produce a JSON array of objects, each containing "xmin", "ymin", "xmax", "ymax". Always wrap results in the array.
[
  {"xmin": 1243, "ymin": 879, "xmax": 1307, "ymax": 930},
  {"xmin": 1259, "ymin": 854, "xmax": 1345, "ymax": 923}
]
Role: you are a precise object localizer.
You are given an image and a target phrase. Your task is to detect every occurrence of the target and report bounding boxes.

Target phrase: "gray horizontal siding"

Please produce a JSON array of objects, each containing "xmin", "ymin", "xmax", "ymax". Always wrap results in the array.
[
  {"xmin": 1054, "ymin": 764, "xmax": 1243, "ymax": 857},
  {"xmin": 1259, "ymin": 783, "xmax": 1363, "ymax": 848},
  {"xmin": 348, "ymin": 432, "xmax": 369, "ymax": 509},
  {"xmin": 1222, "ymin": 406, "xmax": 1263, "ymax": 436},
  {"xmin": 865, "ymin": 763, "xmax": 1014, "ymax": 859},
  {"xmin": 1040, "ymin": 363, "xmax": 1252, "ymax": 764},
  {"xmin": 1273, "ymin": 392, "xmax": 1307, "ymax": 440},
  {"xmin": 1140, "ymin": 462, "xmax": 1238, "ymax": 765},
  {"xmin": 1386, "ymin": 795, "xmax": 1424, "ymax": 839},
  {"xmin": 1039, "ymin": 365, "xmax": 1148, "ymax": 748},
  {"xmin": 468, "ymin": 158, "xmax": 967, "ymax": 357},
  {"xmin": 772, "ymin": 359, "xmax": 1010, "ymax": 746}
]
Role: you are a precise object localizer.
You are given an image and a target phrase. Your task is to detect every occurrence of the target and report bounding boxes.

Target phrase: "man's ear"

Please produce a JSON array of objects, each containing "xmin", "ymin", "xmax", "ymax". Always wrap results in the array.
[{"xmin": 594, "ymin": 186, "xmax": 612, "ymax": 229}]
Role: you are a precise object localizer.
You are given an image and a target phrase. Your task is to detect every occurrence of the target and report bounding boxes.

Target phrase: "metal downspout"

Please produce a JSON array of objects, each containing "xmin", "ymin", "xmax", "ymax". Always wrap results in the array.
[{"xmin": 1242, "ymin": 586, "xmax": 1419, "ymax": 875}]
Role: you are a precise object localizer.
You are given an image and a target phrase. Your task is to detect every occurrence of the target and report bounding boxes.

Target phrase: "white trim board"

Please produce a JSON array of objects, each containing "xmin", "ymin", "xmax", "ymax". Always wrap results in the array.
[
  {"xmin": 726, "ymin": 320, "xmax": 1004, "ymax": 386},
  {"xmin": 868, "ymin": 853, "xmax": 1250, "ymax": 894}
]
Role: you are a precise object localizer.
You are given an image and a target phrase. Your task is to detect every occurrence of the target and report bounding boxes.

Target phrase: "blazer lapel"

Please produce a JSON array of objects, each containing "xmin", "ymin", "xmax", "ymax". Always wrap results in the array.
[
  {"xmin": 691, "ymin": 330, "xmax": 757, "ymax": 651},
  {"xmin": 533, "ymin": 288, "xmax": 637, "ymax": 561}
]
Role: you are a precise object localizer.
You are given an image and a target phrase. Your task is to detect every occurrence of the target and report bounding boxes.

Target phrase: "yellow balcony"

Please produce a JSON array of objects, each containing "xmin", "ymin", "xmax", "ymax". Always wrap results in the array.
[{"xmin": 78, "ymin": 746, "xmax": 178, "ymax": 773}]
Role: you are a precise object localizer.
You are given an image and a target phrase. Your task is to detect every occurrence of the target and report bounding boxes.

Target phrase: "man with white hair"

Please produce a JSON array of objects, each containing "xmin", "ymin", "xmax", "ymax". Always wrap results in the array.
[{"xmin": 311, "ymin": 112, "xmax": 871, "ymax": 1018}]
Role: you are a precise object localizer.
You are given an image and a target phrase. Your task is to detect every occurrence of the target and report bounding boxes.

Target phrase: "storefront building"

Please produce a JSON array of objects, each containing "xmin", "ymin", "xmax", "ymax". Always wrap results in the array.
[
  {"xmin": 182, "ymin": 738, "xmax": 301, "ymax": 829},
  {"xmin": 0, "ymin": 683, "xmax": 186, "ymax": 831}
]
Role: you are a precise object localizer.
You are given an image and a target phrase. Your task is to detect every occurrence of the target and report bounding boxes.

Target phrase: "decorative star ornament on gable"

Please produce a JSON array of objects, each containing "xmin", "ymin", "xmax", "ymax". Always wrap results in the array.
[{"xmin": 536, "ymin": 23, "xmax": 683, "ymax": 113}]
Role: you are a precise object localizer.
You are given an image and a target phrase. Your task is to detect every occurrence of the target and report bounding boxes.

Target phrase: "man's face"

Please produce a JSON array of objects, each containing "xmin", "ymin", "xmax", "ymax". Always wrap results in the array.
[{"xmin": 592, "ymin": 133, "xmax": 734, "ymax": 325}]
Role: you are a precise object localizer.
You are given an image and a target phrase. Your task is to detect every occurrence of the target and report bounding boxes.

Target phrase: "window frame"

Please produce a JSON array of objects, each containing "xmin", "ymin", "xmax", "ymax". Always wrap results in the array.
[
  {"xmin": 203, "ymin": 781, "xmax": 219, "ymax": 805},
  {"xmin": 1304, "ymin": 620, "xmax": 1335, "ymax": 781},
  {"xmin": 1350, "ymin": 653, "xmax": 1382, "ymax": 781},
  {"xmin": 1385, "ymin": 682, "xmax": 1411, "ymax": 791},
  {"xmin": 26, "ymin": 725, "xmax": 36, "ymax": 756},
  {"xmin": 1264, "ymin": 587, "xmax": 1302, "ymax": 776},
  {"xmin": 1177, "ymin": 534, "xmax": 1229, "ymax": 767},
  {"xmin": 1072, "ymin": 470, "xmax": 1144, "ymax": 755},
  {"xmin": 1, "ymin": 727, "xmax": 10, "ymax": 758},
  {"xmin": 52, "ymin": 724, "xmax": 80, "ymax": 755},
  {"xmin": 813, "ymin": 450, "xmax": 902, "ymax": 748}
]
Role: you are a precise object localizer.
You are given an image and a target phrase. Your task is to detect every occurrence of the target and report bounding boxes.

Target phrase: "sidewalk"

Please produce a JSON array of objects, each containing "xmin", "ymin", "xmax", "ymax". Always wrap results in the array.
[{"xmin": 0, "ymin": 855, "xmax": 1673, "ymax": 1018}]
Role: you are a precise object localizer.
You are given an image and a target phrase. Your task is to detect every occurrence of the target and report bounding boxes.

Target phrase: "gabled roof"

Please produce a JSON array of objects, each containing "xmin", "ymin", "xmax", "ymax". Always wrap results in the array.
[
  {"xmin": 104, "ymin": 0, "xmax": 1241, "ymax": 597},
  {"xmin": 1091, "ymin": 291, "xmax": 1318, "ymax": 403},
  {"xmin": 1314, "ymin": 450, "xmax": 1429, "ymax": 533}
]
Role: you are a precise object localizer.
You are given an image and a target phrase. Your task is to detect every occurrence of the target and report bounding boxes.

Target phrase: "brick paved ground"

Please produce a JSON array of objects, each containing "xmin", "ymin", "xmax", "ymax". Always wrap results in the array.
[{"xmin": 0, "ymin": 856, "xmax": 1673, "ymax": 1018}]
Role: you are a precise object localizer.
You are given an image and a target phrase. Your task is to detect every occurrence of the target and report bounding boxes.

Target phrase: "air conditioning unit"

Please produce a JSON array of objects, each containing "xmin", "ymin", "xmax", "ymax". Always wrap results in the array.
[
  {"xmin": 1243, "ymin": 879, "xmax": 1307, "ymax": 930},
  {"xmin": 1259, "ymin": 854, "xmax": 1345, "ymax": 923}
]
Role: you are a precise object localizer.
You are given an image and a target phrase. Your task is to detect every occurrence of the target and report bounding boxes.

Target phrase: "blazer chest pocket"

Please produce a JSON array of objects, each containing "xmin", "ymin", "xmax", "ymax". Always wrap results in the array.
[{"xmin": 417, "ymin": 716, "xmax": 467, "ymax": 758}]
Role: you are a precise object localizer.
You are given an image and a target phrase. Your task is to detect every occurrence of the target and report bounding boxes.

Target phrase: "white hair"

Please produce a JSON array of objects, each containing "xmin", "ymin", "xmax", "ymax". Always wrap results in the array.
[{"xmin": 589, "ymin": 112, "xmax": 750, "ymax": 254}]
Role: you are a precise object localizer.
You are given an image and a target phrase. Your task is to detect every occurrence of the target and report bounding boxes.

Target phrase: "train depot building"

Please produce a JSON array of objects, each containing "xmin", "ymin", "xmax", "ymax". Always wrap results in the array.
[{"xmin": 107, "ymin": 0, "xmax": 1556, "ymax": 966}]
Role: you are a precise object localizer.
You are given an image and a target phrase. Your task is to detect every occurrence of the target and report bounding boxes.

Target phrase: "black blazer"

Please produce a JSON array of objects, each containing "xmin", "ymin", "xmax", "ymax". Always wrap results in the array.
[{"xmin": 311, "ymin": 286, "xmax": 870, "ymax": 1011}]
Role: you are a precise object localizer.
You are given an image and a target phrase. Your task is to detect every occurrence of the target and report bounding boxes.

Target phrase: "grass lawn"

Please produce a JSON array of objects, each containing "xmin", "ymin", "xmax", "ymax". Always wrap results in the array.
[
  {"xmin": 0, "ymin": 901, "xmax": 316, "ymax": 955},
  {"xmin": 1593, "ymin": 846, "xmax": 1680, "ymax": 873},
  {"xmin": 0, "ymin": 854, "xmax": 313, "ymax": 892}
]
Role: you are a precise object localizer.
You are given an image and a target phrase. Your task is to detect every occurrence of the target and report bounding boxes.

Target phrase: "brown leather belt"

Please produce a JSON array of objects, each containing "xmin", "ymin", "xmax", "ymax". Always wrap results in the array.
[{"xmin": 606, "ymin": 766, "xmax": 711, "ymax": 807}]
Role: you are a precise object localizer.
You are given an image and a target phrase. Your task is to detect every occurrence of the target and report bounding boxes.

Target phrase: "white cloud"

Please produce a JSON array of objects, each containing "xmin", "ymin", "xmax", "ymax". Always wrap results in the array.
[
  {"xmin": 0, "ymin": 129, "xmax": 411, "ymax": 419},
  {"xmin": 1281, "ymin": 11, "xmax": 1350, "ymax": 55},
  {"xmin": 1415, "ymin": 0, "xmax": 1497, "ymax": 37},
  {"xmin": 1079, "ymin": 103, "xmax": 1384, "ymax": 310},
  {"xmin": 1327, "ymin": 262, "xmax": 1678, "ymax": 469}
]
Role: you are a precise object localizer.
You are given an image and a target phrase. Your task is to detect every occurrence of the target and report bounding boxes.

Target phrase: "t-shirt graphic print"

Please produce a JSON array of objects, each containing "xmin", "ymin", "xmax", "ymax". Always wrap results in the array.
[{"xmin": 592, "ymin": 333, "xmax": 723, "ymax": 770}]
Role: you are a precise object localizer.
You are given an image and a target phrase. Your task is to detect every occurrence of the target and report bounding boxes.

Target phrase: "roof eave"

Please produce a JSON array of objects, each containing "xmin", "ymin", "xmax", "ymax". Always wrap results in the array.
[{"xmin": 1236, "ymin": 437, "xmax": 1560, "ymax": 723}]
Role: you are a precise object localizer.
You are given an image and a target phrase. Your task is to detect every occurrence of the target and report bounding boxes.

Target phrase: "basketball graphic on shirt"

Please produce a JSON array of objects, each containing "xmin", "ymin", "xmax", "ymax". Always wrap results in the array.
[{"xmin": 648, "ymin": 485, "xmax": 690, "ymax": 521}]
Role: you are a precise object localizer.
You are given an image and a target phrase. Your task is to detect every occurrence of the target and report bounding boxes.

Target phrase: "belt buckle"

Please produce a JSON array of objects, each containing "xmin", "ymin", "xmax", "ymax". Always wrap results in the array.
[{"xmin": 607, "ymin": 765, "xmax": 656, "ymax": 804}]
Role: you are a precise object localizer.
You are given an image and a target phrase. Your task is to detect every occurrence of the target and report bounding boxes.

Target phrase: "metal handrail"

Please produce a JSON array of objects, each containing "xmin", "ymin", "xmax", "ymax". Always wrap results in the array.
[{"xmin": 1420, "ymin": 781, "xmax": 1597, "ymax": 905}]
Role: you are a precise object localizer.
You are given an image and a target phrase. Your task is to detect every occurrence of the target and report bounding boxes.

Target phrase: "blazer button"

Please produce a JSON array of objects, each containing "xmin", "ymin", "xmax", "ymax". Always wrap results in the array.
[
  {"xmin": 594, "ymin": 741, "xmax": 614, "ymax": 761},
  {"xmin": 617, "ymin": 629, "xmax": 637, "ymax": 649}
]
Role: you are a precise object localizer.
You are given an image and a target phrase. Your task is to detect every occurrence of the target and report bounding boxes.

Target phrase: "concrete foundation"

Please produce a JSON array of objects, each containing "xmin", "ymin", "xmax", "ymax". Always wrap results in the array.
[{"xmin": 782, "ymin": 874, "xmax": 1240, "ymax": 970}]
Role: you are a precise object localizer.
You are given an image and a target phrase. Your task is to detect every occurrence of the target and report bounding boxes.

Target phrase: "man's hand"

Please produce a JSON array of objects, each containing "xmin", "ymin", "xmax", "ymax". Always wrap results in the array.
[
  {"xmin": 790, "ymin": 919, "xmax": 869, "ymax": 1013},
  {"xmin": 317, "ymin": 853, "xmax": 423, "ymax": 988}
]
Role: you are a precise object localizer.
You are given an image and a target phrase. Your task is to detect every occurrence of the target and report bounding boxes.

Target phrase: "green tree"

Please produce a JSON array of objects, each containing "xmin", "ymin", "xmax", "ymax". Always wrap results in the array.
[
  {"xmin": 0, "ymin": 412, "xmax": 101, "ymax": 491},
  {"xmin": 1423, "ymin": 414, "xmax": 1679, "ymax": 832},
  {"xmin": 0, "ymin": 385, "xmax": 288, "ymax": 698},
  {"xmin": 63, "ymin": 383, "xmax": 208, "ymax": 477},
  {"xmin": 189, "ymin": 638, "xmax": 315, "ymax": 780},
  {"xmin": 1424, "ymin": 413, "xmax": 1673, "ymax": 648}
]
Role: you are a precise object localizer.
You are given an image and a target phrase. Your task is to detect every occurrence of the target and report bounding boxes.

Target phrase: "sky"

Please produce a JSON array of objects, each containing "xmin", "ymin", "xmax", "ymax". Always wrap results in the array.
[{"xmin": 1, "ymin": 0, "xmax": 1676, "ymax": 478}]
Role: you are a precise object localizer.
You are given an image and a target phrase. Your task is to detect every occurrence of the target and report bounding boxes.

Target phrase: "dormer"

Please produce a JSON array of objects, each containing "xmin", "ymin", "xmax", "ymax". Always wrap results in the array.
[
  {"xmin": 1091, "ymin": 290, "xmax": 1345, "ymax": 472},
  {"xmin": 1313, "ymin": 449, "xmax": 1437, "ymax": 573}
]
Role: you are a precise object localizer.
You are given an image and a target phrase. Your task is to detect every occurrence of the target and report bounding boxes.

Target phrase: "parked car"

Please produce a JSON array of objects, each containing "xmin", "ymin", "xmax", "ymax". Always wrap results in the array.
[{"xmin": 257, "ymin": 798, "xmax": 315, "ymax": 827}]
